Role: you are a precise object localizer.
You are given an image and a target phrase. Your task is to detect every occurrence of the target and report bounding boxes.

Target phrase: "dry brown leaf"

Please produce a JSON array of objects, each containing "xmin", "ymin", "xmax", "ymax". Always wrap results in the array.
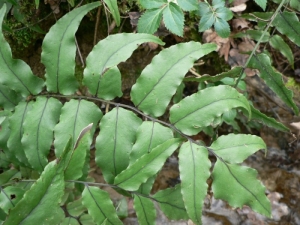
[
  {"xmin": 238, "ymin": 39, "xmax": 256, "ymax": 52},
  {"xmin": 203, "ymin": 29, "xmax": 231, "ymax": 61},
  {"xmin": 233, "ymin": 0, "xmax": 248, "ymax": 6},
  {"xmin": 232, "ymin": 18, "xmax": 249, "ymax": 31},
  {"xmin": 230, "ymin": 3, "xmax": 247, "ymax": 12}
]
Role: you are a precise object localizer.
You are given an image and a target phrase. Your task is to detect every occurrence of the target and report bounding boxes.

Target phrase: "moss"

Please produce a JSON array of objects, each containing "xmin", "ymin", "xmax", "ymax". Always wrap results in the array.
[{"xmin": 285, "ymin": 77, "xmax": 300, "ymax": 99}]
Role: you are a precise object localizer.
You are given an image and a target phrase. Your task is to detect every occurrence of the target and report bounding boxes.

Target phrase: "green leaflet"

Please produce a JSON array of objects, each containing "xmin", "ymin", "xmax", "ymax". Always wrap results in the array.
[
  {"xmin": 250, "ymin": 104, "xmax": 289, "ymax": 132},
  {"xmin": 139, "ymin": 0, "xmax": 167, "ymax": 9},
  {"xmin": 269, "ymin": 35, "xmax": 294, "ymax": 69},
  {"xmin": 0, "ymin": 169, "xmax": 20, "ymax": 186},
  {"xmin": 82, "ymin": 186, "xmax": 123, "ymax": 225},
  {"xmin": 0, "ymin": 186, "xmax": 25, "ymax": 214},
  {"xmin": 177, "ymin": 0, "xmax": 198, "ymax": 11},
  {"xmin": 3, "ymin": 139, "xmax": 73, "ymax": 225},
  {"xmin": 179, "ymin": 141, "xmax": 210, "ymax": 224},
  {"xmin": 130, "ymin": 121, "xmax": 173, "ymax": 194},
  {"xmin": 198, "ymin": 0, "xmax": 232, "ymax": 38},
  {"xmin": 64, "ymin": 124, "xmax": 93, "ymax": 181},
  {"xmin": 7, "ymin": 101, "xmax": 31, "ymax": 167},
  {"xmin": 184, "ymin": 66, "xmax": 242, "ymax": 83},
  {"xmin": 254, "ymin": 0, "xmax": 266, "ymax": 10},
  {"xmin": 163, "ymin": 3, "xmax": 184, "ymax": 37},
  {"xmin": 96, "ymin": 107, "xmax": 142, "ymax": 184},
  {"xmin": 290, "ymin": 0, "xmax": 300, "ymax": 11},
  {"xmin": 170, "ymin": 85, "xmax": 251, "ymax": 135},
  {"xmin": 114, "ymin": 138, "xmax": 181, "ymax": 191},
  {"xmin": 0, "ymin": 113, "xmax": 19, "ymax": 166},
  {"xmin": 137, "ymin": 8, "xmax": 164, "ymax": 34},
  {"xmin": 234, "ymin": 30, "xmax": 270, "ymax": 42},
  {"xmin": 248, "ymin": 53, "xmax": 299, "ymax": 115},
  {"xmin": 22, "ymin": 97, "xmax": 62, "ymax": 172},
  {"xmin": 42, "ymin": 2, "xmax": 100, "ymax": 95},
  {"xmin": 0, "ymin": 84, "xmax": 23, "ymax": 111},
  {"xmin": 0, "ymin": 5, "xmax": 44, "ymax": 96},
  {"xmin": 60, "ymin": 217, "xmax": 79, "ymax": 225},
  {"xmin": 83, "ymin": 33, "xmax": 164, "ymax": 99},
  {"xmin": 153, "ymin": 184, "xmax": 188, "ymax": 220},
  {"xmin": 104, "ymin": 0, "xmax": 120, "ymax": 26},
  {"xmin": 130, "ymin": 121, "xmax": 173, "ymax": 164},
  {"xmin": 210, "ymin": 134, "xmax": 266, "ymax": 164},
  {"xmin": 131, "ymin": 42, "xmax": 217, "ymax": 117},
  {"xmin": 54, "ymin": 99, "xmax": 102, "ymax": 157},
  {"xmin": 273, "ymin": 11, "xmax": 300, "ymax": 47},
  {"xmin": 67, "ymin": 199, "xmax": 86, "ymax": 217},
  {"xmin": 133, "ymin": 195, "xmax": 156, "ymax": 225},
  {"xmin": 212, "ymin": 160, "xmax": 271, "ymax": 218}
]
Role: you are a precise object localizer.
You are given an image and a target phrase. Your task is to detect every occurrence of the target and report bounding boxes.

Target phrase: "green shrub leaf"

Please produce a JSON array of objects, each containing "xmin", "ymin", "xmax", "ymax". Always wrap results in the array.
[
  {"xmin": 0, "ymin": 186, "xmax": 25, "ymax": 214},
  {"xmin": 96, "ymin": 107, "xmax": 142, "ymax": 184},
  {"xmin": 22, "ymin": 97, "xmax": 62, "ymax": 172},
  {"xmin": 273, "ymin": 11, "xmax": 300, "ymax": 47},
  {"xmin": 163, "ymin": 3, "xmax": 184, "ymax": 37},
  {"xmin": 83, "ymin": 33, "xmax": 164, "ymax": 99},
  {"xmin": 42, "ymin": 2, "xmax": 100, "ymax": 95},
  {"xmin": 0, "ymin": 5, "xmax": 44, "ymax": 96},
  {"xmin": 133, "ymin": 195, "xmax": 156, "ymax": 225},
  {"xmin": 131, "ymin": 42, "xmax": 216, "ymax": 117},
  {"xmin": 170, "ymin": 85, "xmax": 251, "ymax": 135},
  {"xmin": 140, "ymin": 0, "xmax": 167, "ymax": 9},
  {"xmin": 248, "ymin": 53, "xmax": 299, "ymax": 115},
  {"xmin": 137, "ymin": 8, "xmax": 164, "ymax": 34},
  {"xmin": 82, "ymin": 186, "xmax": 123, "ymax": 225},
  {"xmin": 54, "ymin": 99, "xmax": 102, "ymax": 157},
  {"xmin": 212, "ymin": 160, "xmax": 271, "ymax": 217},
  {"xmin": 250, "ymin": 104, "xmax": 289, "ymax": 132},
  {"xmin": 234, "ymin": 30, "xmax": 270, "ymax": 42},
  {"xmin": 269, "ymin": 35, "xmax": 294, "ymax": 69},
  {"xmin": 153, "ymin": 184, "xmax": 189, "ymax": 220},
  {"xmin": 214, "ymin": 17, "xmax": 230, "ymax": 38},
  {"xmin": 177, "ymin": 0, "xmax": 198, "ymax": 11},
  {"xmin": 2, "ymin": 139, "xmax": 72, "ymax": 225},
  {"xmin": 179, "ymin": 141, "xmax": 210, "ymax": 224},
  {"xmin": 210, "ymin": 134, "xmax": 266, "ymax": 164},
  {"xmin": 7, "ymin": 102, "xmax": 31, "ymax": 167},
  {"xmin": 64, "ymin": 124, "xmax": 93, "ymax": 180},
  {"xmin": 0, "ymin": 84, "xmax": 23, "ymax": 111},
  {"xmin": 104, "ymin": 0, "xmax": 120, "ymax": 26},
  {"xmin": 290, "ymin": 0, "xmax": 300, "ymax": 11},
  {"xmin": 114, "ymin": 138, "xmax": 182, "ymax": 191}
]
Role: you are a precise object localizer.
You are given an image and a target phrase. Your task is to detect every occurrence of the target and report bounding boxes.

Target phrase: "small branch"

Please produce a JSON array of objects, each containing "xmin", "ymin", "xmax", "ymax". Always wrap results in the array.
[{"xmin": 93, "ymin": 5, "xmax": 102, "ymax": 46}]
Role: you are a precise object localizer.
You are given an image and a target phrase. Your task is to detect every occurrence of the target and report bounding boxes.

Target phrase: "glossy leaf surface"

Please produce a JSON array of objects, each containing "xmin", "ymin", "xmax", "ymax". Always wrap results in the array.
[
  {"xmin": 82, "ymin": 186, "xmax": 123, "ymax": 225},
  {"xmin": 0, "ymin": 5, "xmax": 44, "ymax": 96},
  {"xmin": 83, "ymin": 33, "xmax": 164, "ymax": 99},
  {"xmin": 211, "ymin": 134, "xmax": 266, "ymax": 164},
  {"xmin": 54, "ymin": 99, "xmax": 102, "ymax": 157},
  {"xmin": 42, "ymin": 2, "xmax": 100, "ymax": 94},
  {"xmin": 131, "ymin": 42, "xmax": 216, "ymax": 117},
  {"xmin": 170, "ymin": 85, "xmax": 251, "ymax": 135},
  {"xmin": 22, "ymin": 97, "xmax": 62, "ymax": 172},
  {"xmin": 212, "ymin": 160, "xmax": 271, "ymax": 218},
  {"xmin": 179, "ymin": 141, "xmax": 210, "ymax": 224},
  {"xmin": 96, "ymin": 107, "xmax": 142, "ymax": 184},
  {"xmin": 114, "ymin": 138, "xmax": 181, "ymax": 191}
]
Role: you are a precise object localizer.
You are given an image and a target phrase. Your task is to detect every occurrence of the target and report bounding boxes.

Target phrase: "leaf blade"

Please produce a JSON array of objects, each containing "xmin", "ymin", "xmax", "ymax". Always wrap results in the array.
[
  {"xmin": 83, "ymin": 33, "xmax": 164, "ymax": 99},
  {"xmin": 133, "ymin": 195, "xmax": 156, "ymax": 225},
  {"xmin": 170, "ymin": 85, "xmax": 251, "ymax": 135},
  {"xmin": 82, "ymin": 186, "xmax": 123, "ymax": 225},
  {"xmin": 179, "ymin": 141, "xmax": 210, "ymax": 224},
  {"xmin": 114, "ymin": 138, "xmax": 181, "ymax": 191},
  {"xmin": 104, "ymin": 0, "xmax": 120, "ymax": 26},
  {"xmin": 131, "ymin": 42, "xmax": 217, "ymax": 117},
  {"xmin": 163, "ymin": 3, "xmax": 184, "ymax": 37},
  {"xmin": 42, "ymin": 2, "xmax": 100, "ymax": 94}
]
